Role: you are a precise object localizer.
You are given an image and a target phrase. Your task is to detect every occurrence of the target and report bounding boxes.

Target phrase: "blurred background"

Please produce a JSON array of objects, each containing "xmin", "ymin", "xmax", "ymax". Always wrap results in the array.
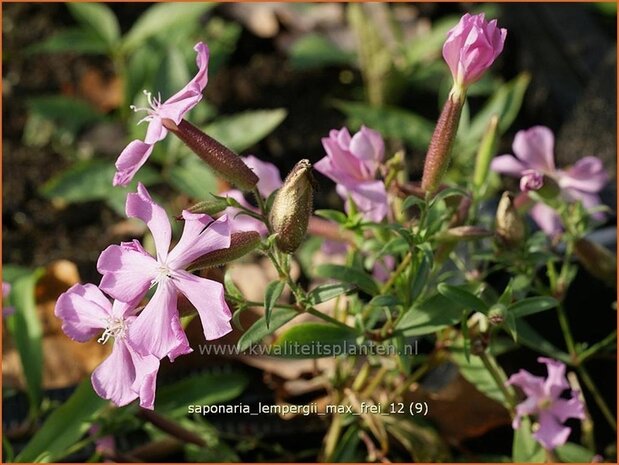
[{"xmin": 2, "ymin": 2, "xmax": 617, "ymax": 462}]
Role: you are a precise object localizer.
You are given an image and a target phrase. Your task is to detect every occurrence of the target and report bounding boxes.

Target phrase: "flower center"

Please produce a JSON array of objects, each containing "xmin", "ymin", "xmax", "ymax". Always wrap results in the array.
[
  {"xmin": 537, "ymin": 397, "xmax": 552, "ymax": 410},
  {"xmin": 97, "ymin": 317, "xmax": 128, "ymax": 344},
  {"xmin": 129, "ymin": 90, "xmax": 163, "ymax": 125},
  {"xmin": 150, "ymin": 264, "xmax": 173, "ymax": 288}
]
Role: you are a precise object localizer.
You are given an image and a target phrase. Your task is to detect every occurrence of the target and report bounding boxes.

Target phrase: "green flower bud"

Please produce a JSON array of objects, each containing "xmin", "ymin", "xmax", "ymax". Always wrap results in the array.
[
  {"xmin": 163, "ymin": 118, "xmax": 258, "ymax": 191},
  {"xmin": 487, "ymin": 304, "xmax": 507, "ymax": 326},
  {"xmin": 269, "ymin": 159, "xmax": 314, "ymax": 253},
  {"xmin": 495, "ymin": 192, "xmax": 525, "ymax": 247},
  {"xmin": 187, "ymin": 231, "xmax": 261, "ymax": 271},
  {"xmin": 186, "ymin": 196, "xmax": 230, "ymax": 216}
]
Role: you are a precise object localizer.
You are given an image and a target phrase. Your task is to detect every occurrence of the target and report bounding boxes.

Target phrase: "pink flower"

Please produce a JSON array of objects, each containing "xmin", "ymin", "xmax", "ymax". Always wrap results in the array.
[
  {"xmin": 113, "ymin": 42, "xmax": 210, "ymax": 186},
  {"xmin": 315, "ymin": 126, "xmax": 388, "ymax": 222},
  {"xmin": 55, "ymin": 283, "xmax": 160, "ymax": 409},
  {"xmin": 222, "ymin": 155, "xmax": 283, "ymax": 235},
  {"xmin": 3, "ymin": 282, "xmax": 14, "ymax": 317},
  {"xmin": 442, "ymin": 13, "xmax": 507, "ymax": 88},
  {"xmin": 491, "ymin": 126, "xmax": 608, "ymax": 235},
  {"xmin": 97, "ymin": 183, "xmax": 232, "ymax": 359},
  {"xmin": 507, "ymin": 357, "xmax": 585, "ymax": 450}
]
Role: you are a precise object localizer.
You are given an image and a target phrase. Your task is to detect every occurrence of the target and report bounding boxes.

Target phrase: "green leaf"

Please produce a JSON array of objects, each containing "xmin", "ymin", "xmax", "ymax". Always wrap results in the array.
[
  {"xmin": 5, "ymin": 268, "xmax": 45, "ymax": 416},
  {"xmin": 509, "ymin": 296, "xmax": 558, "ymax": 318},
  {"xmin": 395, "ymin": 294, "xmax": 463, "ymax": 336},
  {"xmin": 237, "ymin": 307, "xmax": 298, "ymax": 352},
  {"xmin": 26, "ymin": 28, "xmax": 109, "ymax": 55},
  {"xmin": 264, "ymin": 280, "xmax": 285, "ymax": 328},
  {"xmin": 451, "ymin": 340, "xmax": 511, "ymax": 407},
  {"xmin": 168, "ymin": 158, "xmax": 218, "ymax": 199},
  {"xmin": 334, "ymin": 101, "xmax": 434, "ymax": 151},
  {"xmin": 204, "ymin": 109, "xmax": 287, "ymax": 153},
  {"xmin": 224, "ymin": 270, "xmax": 243, "ymax": 299},
  {"xmin": 512, "ymin": 417, "xmax": 544, "ymax": 463},
  {"xmin": 273, "ymin": 323, "xmax": 357, "ymax": 358},
  {"xmin": 154, "ymin": 45, "xmax": 191, "ymax": 102},
  {"xmin": 515, "ymin": 320, "xmax": 571, "ymax": 364},
  {"xmin": 437, "ymin": 283, "xmax": 489, "ymax": 314},
  {"xmin": 402, "ymin": 195, "xmax": 425, "ymax": 211},
  {"xmin": 314, "ymin": 209, "xmax": 349, "ymax": 225},
  {"xmin": 458, "ymin": 73, "xmax": 530, "ymax": 152},
  {"xmin": 409, "ymin": 246, "xmax": 433, "ymax": 304},
  {"xmin": 307, "ymin": 283, "xmax": 354, "ymax": 306},
  {"xmin": 122, "ymin": 3, "xmax": 216, "ymax": 52},
  {"xmin": 428, "ymin": 186, "xmax": 468, "ymax": 208},
  {"xmin": 67, "ymin": 3, "xmax": 120, "ymax": 46},
  {"xmin": 15, "ymin": 380, "xmax": 107, "ymax": 463},
  {"xmin": 288, "ymin": 34, "xmax": 355, "ymax": 70},
  {"xmin": 555, "ymin": 443, "xmax": 595, "ymax": 463},
  {"xmin": 404, "ymin": 16, "xmax": 460, "ymax": 65},
  {"xmin": 315, "ymin": 264, "xmax": 379, "ymax": 296},
  {"xmin": 40, "ymin": 159, "xmax": 160, "ymax": 214},
  {"xmin": 26, "ymin": 96, "xmax": 104, "ymax": 134},
  {"xmin": 156, "ymin": 371, "xmax": 249, "ymax": 417}
]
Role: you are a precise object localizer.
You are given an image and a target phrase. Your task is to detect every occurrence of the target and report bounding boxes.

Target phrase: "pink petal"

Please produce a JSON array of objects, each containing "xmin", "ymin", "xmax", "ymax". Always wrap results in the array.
[
  {"xmin": 558, "ymin": 156, "xmax": 608, "ymax": 193},
  {"xmin": 347, "ymin": 180, "xmax": 389, "ymax": 222},
  {"xmin": 538, "ymin": 357, "xmax": 569, "ymax": 398},
  {"xmin": 127, "ymin": 342, "xmax": 160, "ymax": 410},
  {"xmin": 506, "ymin": 368, "xmax": 546, "ymax": 398},
  {"xmin": 512, "ymin": 126, "xmax": 556, "ymax": 173},
  {"xmin": 174, "ymin": 271, "xmax": 232, "ymax": 340},
  {"xmin": 91, "ymin": 341, "xmax": 140, "ymax": 408},
  {"xmin": 3, "ymin": 282, "xmax": 10, "ymax": 298},
  {"xmin": 550, "ymin": 396, "xmax": 585, "ymax": 423},
  {"xmin": 535, "ymin": 410, "xmax": 571, "ymax": 450},
  {"xmin": 321, "ymin": 136, "xmax": 365, "ymax": 182},
  {"xmin": 167, "ymin": 213, "xmax": 231, "ymax": 269},
  {"xmin": 242, "ymin": 155, "xmax": 283, "ymax": 198},
  {"xmin": 491, "ymin": 154, "xmax": 527, "ymax": 176},
  {"xmin": 97, "ymin": 244, "xmax": 158, "ymax": 303},
  {"xmin": 126, "ymin": 183, "xmax": 172, "ymax": 262},
  {"xmin": 113, "ymin": 140, "xmax": 154, "ymax": 187},
  {"xmin": 530, "ymin": 203, "xmax": 563, "ymax": 236},
  {"xmin": 54, "ymin": 284, "xmax": 112, "ymax": 342},
  {"xmin": 165, "ymin": 42, "xmax": 210, "ymax": 105},
  {"xmin": 128, "ymin": 280, "xmax": 191, "ymax": 360},
  {"xmin": 350, "ymin": 126, "xmax": 385, "ymax": 165},
  {"xmin": 144, "ymin": 117, "xmax": 167, "ymax": 145}
]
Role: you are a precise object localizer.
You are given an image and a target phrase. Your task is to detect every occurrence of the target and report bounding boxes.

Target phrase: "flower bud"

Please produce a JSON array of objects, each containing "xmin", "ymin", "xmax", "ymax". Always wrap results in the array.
[
  {"xmin": 162, "ymin": 118, "xmax": 259, "ymax": 191},
  {"xmin": 495, "ymin": 192, "xmax": 525, "ymax": 247},
  {"xmin": 185, "ymin": 196, "xmax": 230, "ymax": 216},
  {"xmin": 269, "ymin": 159, "xmax": 314, "ymax": 253},
  {"xmin": 519, "ymin": 169, "xmax": 544, "ymax": 192},
  {"xmin": 487, "ymin": 304, "xmax": 507, "ymax": 326},
  {"xmin": 187, "ymin": 231, "xmax": 261, "ymax": 271},
  {"xmin": 437, "ymin": 226, "xmax": 493, "ymax": 242},
  {"xmin": 443, "ymin": 13, "xmax": 507, "ymax": 88},
  {"xmin": 574, "ymin": 238, "xmax": 617, "ymax": 288}
]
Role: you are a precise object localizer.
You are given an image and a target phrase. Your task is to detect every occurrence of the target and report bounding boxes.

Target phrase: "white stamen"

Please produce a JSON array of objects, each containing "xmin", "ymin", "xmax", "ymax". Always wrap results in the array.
[
  {"xmin": 97, "ymin": 317, "xmax": 128, "ymax": 344},
  {"xmin": 150, "ymin": 264, "xmax": 172, "ymax": 289}
]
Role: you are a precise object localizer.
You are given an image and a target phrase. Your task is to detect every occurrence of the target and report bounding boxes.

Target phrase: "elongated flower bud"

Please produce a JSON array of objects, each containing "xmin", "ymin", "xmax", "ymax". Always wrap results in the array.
[
  {"xmin": 186, "ymin": 196, "xmax": 230, "ymax": 216},
  {"xmin": 187, "ymin": 231, "xmax": 261, "ymax": 271},
  {"xmin": 269, "ymin": 159, "xmax": 314, "ymax": 253},
  {"xmin": 163, "ymin": 118, "xmax": 258, "ymax": 191},
  {"xmin": 420, "ymin": 92, "xmax": 465, "ymax": 194},
  {"xmin": 574, "ymin": 238, "xmax": 617, "ymax": 288},
  {"xmin": 495, "ymin": 192, "xmax": 525, "ymax": 247},
  {"xmin": 437, "ymin": 225, "xmax": 493, "ymax": 242}
]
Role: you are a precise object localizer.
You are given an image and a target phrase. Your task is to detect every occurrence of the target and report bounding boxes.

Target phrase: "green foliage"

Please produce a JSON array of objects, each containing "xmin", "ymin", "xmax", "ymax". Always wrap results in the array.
[
  {"xmin": 15, "ymin": 380, "xmax": 107, "ymax": 463},
  {"xmin": 273, "ymin": 323, "xmax": 358, "ymax": 358},
  {"xmin": 395, "ymin": 294, "xmax": 463, "ymax": 337},
  {"xmin": 168, "ymin": 158, "xmax": 218, "ymax": 200},
  {"xmin": 289, "ymin": 34, "xmax": 355, "ymax": 70},
  {"xmin": 511, "ymin": 417, "xmax": 545, "ymax": 463},
  {"xmin": 204, "ymin": 109, "xmax": 287, "ymax": 153},
  {"xmin": 5, "ymin": 268, "xmax": 45, "ymax": 417},
  {"xmin": 236, "ymin": 307, "xmax": 299, "ymax": 352},
  {"xmin": 66, "ymin": 3, "xmax": 120, "ymax": 47},
  {"xmin": 264, "ymin": 280, "xmax": 286, "ymax": 328},
  {"xmin": 156, "ymin": 371, "xmax": 249, "ymax": 417},
  {"xmin": 315, "ymin": 264, "xmax": 380, "ymax": 296}
]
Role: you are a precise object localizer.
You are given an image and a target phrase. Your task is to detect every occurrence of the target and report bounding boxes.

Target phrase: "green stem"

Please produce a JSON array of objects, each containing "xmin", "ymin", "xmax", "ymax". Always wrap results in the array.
[
  {"xmin": 577, "ymin": 365, "xmax": 617, "ymax": 431},
  {"xmin": 578, "ymin": 331, "xmax": 617, "ymax": 363},
  {"xmin": 556, "ymin": 304, "xmax": 577, "ymax": 360},
  {"xmin": 479, "ymin": 351, "xmax": 516, "ymax": 410},
  {"xmin": 380, "ymin": 251, "xmax": 412, "ymax": 294}
]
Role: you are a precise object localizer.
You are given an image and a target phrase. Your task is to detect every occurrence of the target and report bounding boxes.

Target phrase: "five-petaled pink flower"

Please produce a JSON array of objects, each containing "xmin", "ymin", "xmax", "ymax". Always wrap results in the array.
[
  {"xmin": 491, "ymin": 126, "xmax": 608, "ymax": 235},
  {"xmin": 55, "ymin": 284, "xmax": 160, "ymax": 409},
  {"xmin": 223, "ymin": 155, "xmax": 283, "ymax": 235},
  {"xmin": 507, "ymin": 357, "xmax": 585, "ymax": 450},
  {"xmin": 443, "ymin": 13, "xmax": 507, "ymax": 88},
  {"xmin": 315, "ymin": 126, "xmax": 388, "ymax": 222},
  {"xmin": 97, "ymin": 183, "xmax": 232, "ymax": 359},
  {"xmin": 113, "ymin": 42, "xmax": 210, "ymax": 186}
]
